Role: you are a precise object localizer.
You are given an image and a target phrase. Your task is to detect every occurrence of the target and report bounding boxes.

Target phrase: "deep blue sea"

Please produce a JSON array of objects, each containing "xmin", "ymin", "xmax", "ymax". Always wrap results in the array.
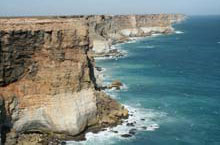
[{"xmin": 69, "ymin": 16, "xmax": 220, "ymax": 145}]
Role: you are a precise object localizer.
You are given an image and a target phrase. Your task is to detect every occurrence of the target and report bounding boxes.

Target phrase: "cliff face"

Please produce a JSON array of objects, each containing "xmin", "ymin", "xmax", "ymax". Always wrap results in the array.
[
  {"xmin": 0, "ymin": 97, "xmax": 4, "ymax": 144},
  {"xmin": 0, "ymin": 18, "xmax": 99, "ymax": 136},
  {"xmin": 0, "ymin": 14, "xmax": 184, "ymax": 144},
  {"xmin": 88, "ymin": 14, "xmax": 185, "ymax": 54}
]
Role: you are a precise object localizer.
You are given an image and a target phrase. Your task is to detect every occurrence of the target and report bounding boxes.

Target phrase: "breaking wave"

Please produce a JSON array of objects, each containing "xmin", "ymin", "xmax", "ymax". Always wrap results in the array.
[
  {"xmin": 175, "ymin": 31, "xmax": 184, "ymax": 34},
  {"xmin": 66, "ymin": 105, "xmax": 166, "ymax": 145}
]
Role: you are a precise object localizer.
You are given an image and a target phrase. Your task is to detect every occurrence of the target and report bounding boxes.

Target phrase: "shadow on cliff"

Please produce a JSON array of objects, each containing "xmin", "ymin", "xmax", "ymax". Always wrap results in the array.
[
  {"xmin": 87, "ymin": 55, "xmax": 99, "ymax": 90},
  {"xmin": 0, "ymin": 99, "xmax": 11, "ymax": 145}
]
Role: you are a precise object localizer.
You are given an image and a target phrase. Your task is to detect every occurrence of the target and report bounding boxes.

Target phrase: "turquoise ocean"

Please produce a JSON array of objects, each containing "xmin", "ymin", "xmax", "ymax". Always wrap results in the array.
[{"xmin": 68, "ymin": 16, "xmax": 220, "ymax": 145}]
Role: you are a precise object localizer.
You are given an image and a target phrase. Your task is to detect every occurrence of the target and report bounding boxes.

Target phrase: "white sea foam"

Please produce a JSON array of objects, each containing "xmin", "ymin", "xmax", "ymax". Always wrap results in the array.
[
  {"xmin": 146, "ymin": 123, "xmax": 160, "ymax": 131},
  {"xmin": 95, "ymin": 55, "xmax": 124, "ymax": 61},
  {"xmin": 127, "ymin": 40, "xmax": 137, "ymax": 44},
  {"xmin": 217, "ymin": 42, "xmax": 220, "ymax": 44},
  {"xmin": 120, "ymin": 83, "xmax": 128, "ymax": 91},
  {"xmin": 126, "ymin": 37, "xmax": 145, "ymax": 44},
  {"xmin": 152, "ymin": 33, "xmax": 162, "ymax": 37},
  {"xmin": 175, "ymin": 31, "xmax": 184, "ymax": 34},
  {"xmin": 129, "ymin": 37, "xmax": 142, "ymax": 40},
  {"xmin": 100, "ymin": 67, "xmax": 106, "ymax": 73},
  {"xmin": 66, "ymin": 105, "xmax": 166, "ymax": 145},
  {"xmin": 94, "ymin": 44, "xmax": 128, "ymax": 61},
  {"xmin": 146, "ymin": 45, "xmax": 155, "ymax": 49},
  {"xmin": 110, "ymin": 45, "xmax": 117, "ymax": 50},
  {"xmin": 94, "ymin": 56, "xmax": 112, "ymax": 60}
]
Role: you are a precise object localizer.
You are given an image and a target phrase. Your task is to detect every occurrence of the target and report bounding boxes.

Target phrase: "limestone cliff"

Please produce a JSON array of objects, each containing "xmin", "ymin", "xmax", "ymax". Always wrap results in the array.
[
  {"xmin": 88, "ymin": 14, "xmax": 185, "ymax": 55},
  {"xmin": 0, "ymin": 14, "xmax": 184, "ymax": 144},
  {"xmin": 0, "ymin": 17, "xmax": 99, "ymax": 136}
]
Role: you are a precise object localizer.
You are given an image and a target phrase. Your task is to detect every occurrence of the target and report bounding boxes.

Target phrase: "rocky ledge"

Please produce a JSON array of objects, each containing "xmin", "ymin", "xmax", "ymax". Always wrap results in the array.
[{"xmin": 0, "ymin": 14, "xmax": 185, "ymax": 145}]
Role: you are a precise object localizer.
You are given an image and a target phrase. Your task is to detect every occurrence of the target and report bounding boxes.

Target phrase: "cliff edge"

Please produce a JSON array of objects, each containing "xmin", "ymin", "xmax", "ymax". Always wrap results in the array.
[
  {"xmin": 88, "ymin": 14, "xmax": 185, "ymax": 56},
  {"xmin": 0, "ymin": 14, "xmax": 185, "ymax": 145}
]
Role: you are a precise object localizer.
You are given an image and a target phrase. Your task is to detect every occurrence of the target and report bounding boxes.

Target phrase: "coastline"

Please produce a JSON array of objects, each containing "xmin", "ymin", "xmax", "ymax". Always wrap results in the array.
[
  {"xmin": 76, "ymin": 25, "xmax": 186, "ymax": 144},
  {"xmin": 90, "ymin": 16, "xmax": 220, "ymax": 145},
  {"xmin": 82, "ymin": 15, "xmax": 220, "ymax": 145},
  {"xmin": 93, "ymin": 29, "xmax": 182, "ymax": 89},
  {"xmin": 67, "ymin": 30, "xmax": 177, "ymax": 144},
  {"xmin": 0, "ymin": 14, "xmax": 185, "ymax": 145},
  {"xmin": 14, "ymin": 22, "xmax": 185, "ymax": 145}
]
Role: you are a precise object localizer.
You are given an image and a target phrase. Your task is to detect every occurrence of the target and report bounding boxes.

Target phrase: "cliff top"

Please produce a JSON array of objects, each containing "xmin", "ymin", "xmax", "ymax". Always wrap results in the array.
[
  {"xmin": 0, "ymin": 14, "xmax": 185, "ymax": 31},
  {"xmin": 0, "ymin": 14, "xmax": 185, "ymax": 19},
  {"xmin": 0, "ymin": 17, "xmax": 87, "ymax": 31}
]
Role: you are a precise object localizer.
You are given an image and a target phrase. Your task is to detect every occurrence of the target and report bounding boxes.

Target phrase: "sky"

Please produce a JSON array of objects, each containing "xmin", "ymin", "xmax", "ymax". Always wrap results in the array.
[{"xmin": 0, "ymin": 0, "xmax": 220, "ymax": 16}]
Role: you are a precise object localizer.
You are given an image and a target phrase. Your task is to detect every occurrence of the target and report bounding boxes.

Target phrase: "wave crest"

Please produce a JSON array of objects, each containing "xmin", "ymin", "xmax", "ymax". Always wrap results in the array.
[
  {"xmin": 66, "ymin": 105, "xmax": 166, "ymax": 145},
  {"xmin": 175, "ymin": 31, "xmax": 184, "ymax": 34}
]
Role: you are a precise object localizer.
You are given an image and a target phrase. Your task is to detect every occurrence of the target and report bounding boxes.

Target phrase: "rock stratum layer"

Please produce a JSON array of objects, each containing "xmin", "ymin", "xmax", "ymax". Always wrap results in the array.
[{"xmin": 0, "ymin": 14, "xmax": 185, "ymax": 144}]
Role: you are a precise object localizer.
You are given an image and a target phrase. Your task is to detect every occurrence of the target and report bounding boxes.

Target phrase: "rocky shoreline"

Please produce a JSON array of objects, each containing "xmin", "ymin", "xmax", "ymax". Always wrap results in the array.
[
  {"xmin": 3, "ymin": 91, "xmax": 129, "ymax": 145},
  {"xmin": 0, "ymin": 14, "xmax": 185, "ymax": 145},
  {"xmin": 88, "ymin": 16, "xmax": 186, "ymax": 141}
]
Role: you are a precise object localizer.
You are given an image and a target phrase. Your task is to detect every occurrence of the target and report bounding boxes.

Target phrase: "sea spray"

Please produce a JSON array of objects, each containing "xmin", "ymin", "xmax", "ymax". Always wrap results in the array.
[
  {"xmin": 175, "ymin": 31, "xmax": 184, "ymax": 34},
  {"xmin": 66, "ymin": 105, "xmax": 166, "ymax": 145}
]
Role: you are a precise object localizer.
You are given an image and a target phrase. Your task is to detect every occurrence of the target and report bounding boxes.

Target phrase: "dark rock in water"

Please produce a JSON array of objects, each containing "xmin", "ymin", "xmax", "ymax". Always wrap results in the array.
[
  {"xmin": 108, "ymin": 80, "xmax": 123, "ymax": 90},
  {"xmin": 68, "ymin": 133, "xmax": 86, "ymax": 142},
  {"xmin": 121, "ymin": 134, "xmax": 132, "ymax": 138},
  {"xmin": 141, "ymin": 119, "xmax": 145, "ymax": 121},
  {"xmin": 129, "ymin": 129, "xmax": 137, "ymax": 135},
  {"xmin": 142, "ymin": 126, "xmax": 147, "ymax": 130},
  {"xmin": 101, "ymin": 128, "xmax": 107, "ymax": 131},
  {"xmin": 61, "ymin": 141, "xmax": 66, "ymax": 145},
  {"xmin": 126, "ymin": 122, "xmax": 135, "ymax": 127},
  {"xmin": 92, "ymin": 129, "xmax": 101, "ymax": 134},
  {"xmin": 90, "ymin": 126, "xmax": 107, "ymax": 134},
  {"xmin": 110, "ymin": 130, "xmax": 118, "ymax": 134},
  {"xmin": 109, "ymin": 49, "xmax": 118, "ymax": 53},
  {"xmin": 96, "ymin": 66, "xmax": 102, "ymax": 71},
  {"xmin": 100, "ymin": 86, "xmax": 108, "ymax": 90}
]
